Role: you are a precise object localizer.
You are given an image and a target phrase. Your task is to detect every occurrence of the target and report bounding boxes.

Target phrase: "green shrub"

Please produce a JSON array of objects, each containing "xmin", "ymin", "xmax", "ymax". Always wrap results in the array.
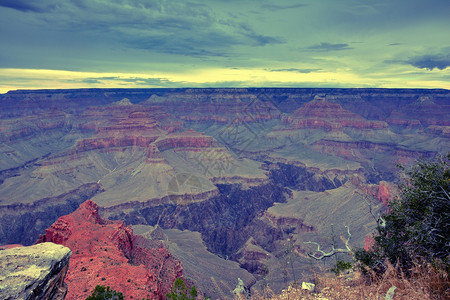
[
  {"xmin": 356, "ymin": 153, "xmax": 450, "ymax": 274},
  {"xmin": 331, "ymin": 260, "xmax": 353, "ymax": 275},
  {"xmin": 86, "ymin": 285, "xmax": 124, "ymax": 300},
  {"xmin": 166, "ymin": 278, "xmax": 197, "ymax": 300}
]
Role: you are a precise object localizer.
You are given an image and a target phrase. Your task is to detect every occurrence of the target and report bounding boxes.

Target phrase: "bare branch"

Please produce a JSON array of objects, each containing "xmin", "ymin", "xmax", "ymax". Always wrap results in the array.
[
  {"xmin": 362, "ymin": 195, "xmax": 380, "ymax": 223},
  {"xmin": 344, "ymin": 225, "xmax": 351, "ymax": 251},
  {"xmin": 362, "ymin": 195, "xmax": 386, "ymax": 228},
  {"xmin": 304, "ymin": 225, "xmax": 352, "ymax": 260},
  {"xmin": 440, "ymin": 185, "xmax": 450, "ymax": 200}
]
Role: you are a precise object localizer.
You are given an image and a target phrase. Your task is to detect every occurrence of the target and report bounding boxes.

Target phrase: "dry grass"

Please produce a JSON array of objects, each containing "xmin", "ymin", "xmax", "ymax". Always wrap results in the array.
[{"xmin": 243, "ymin": 261, "xmax": 449, "ymax": 300}]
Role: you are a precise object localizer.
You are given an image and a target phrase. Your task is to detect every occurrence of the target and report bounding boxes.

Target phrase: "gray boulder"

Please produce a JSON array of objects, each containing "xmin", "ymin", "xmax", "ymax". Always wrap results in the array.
[{"xmin": 0, "ymin": 242, "xmax": 72, "ymax": 300}]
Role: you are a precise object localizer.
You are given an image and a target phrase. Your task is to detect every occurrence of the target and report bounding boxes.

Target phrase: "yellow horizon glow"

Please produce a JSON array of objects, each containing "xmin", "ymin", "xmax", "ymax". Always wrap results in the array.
[{"xmin": 1, "ymin": 67, "xmax": 449, "ymax": 94}]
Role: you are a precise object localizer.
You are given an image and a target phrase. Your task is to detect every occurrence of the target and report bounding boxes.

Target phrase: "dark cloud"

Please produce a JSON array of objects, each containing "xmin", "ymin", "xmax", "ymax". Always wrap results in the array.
[
  {"xmin": 123, "ymin": 14, "xmax": 285, "ymax": 56},
  {"xmin": 385, "ymin": 48, "xmax": 450, "ymax": 71},
  {"xmin": 241, "ymin": 31, "xmax": 285, "ymax": 47},
  {"xmin": 407, "ymin": 52, "xmax": 450, "ymax": 70},
  {"xmin": 5, "ymin": 0, "xmax": 283, "ymax": 58},
  {"xmin": 236, "ymin": 22, "xmax": 285, "ymax": 46},
  {"xmin": 127, "ymin": 34, "xmax": 231, "ymax": 57},
  {"xmin": 261, "ymin": 3, "xmax": 306, "ymax": 10},
  {"xmin": 81, "ymin": 78, "xmax": 102, "ymax": 84},
  {"xmin": 306, "ymin": 42, "xmax": 353, "ymax": 51},
  {"xmin": 0, "ymin": 0, "xmax": 59, "ymax": 13},
  {"xmin": 0, "ymin": 0, "xmax": 43, "ymax": 12},
  {"xmin": 270, "ymin": 68, "xmax": 320, "ymax": 73}
]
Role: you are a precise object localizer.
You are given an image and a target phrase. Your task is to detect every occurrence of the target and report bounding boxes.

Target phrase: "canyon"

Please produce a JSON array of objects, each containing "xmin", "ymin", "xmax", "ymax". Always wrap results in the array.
[{"xmin": 0, "ymin": 88, "xmax": 449, "ymax": 298}]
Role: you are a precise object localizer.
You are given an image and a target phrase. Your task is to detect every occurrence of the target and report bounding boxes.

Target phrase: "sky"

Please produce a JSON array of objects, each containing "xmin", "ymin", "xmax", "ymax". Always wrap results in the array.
[{"xmin": 0, "ymin": 0, "xmax": 449, "ymax": 93}]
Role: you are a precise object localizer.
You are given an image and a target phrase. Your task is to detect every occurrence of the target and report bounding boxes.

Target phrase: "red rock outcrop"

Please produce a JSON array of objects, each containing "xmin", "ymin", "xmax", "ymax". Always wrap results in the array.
[
  {"xmin": 36, "ymin": 200, "xmax": 183, "ymax": 300},
  {"xmin": 377, "ymin": 181, "xmax": 397, "ymax": 206},
  {"xmin": 282, "ymin": 96, "xmax": 387, "ymax": 131},
  {"xmin": 146, "ymin": 143, "xmax": 167, "ymax": 163},
  {"xmin": 364, "ymin": 235, "xmax": 376, "ymax": 251},
  {"xmin": 76, "ymin": 136, "xmax": 160, "ymax": 152},
  {"xmin": 74, "ymin": 103, "xmax": 175, "ymax": 153},
  {"xmin": 358, "ymin": 181, "xmax": 398, "ymax": 208}
]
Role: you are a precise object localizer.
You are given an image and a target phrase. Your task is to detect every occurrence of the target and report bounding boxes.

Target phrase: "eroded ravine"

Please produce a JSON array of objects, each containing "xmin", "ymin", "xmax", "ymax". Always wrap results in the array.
[{"xmin": 105, "ymin": 163, "xmax": 346, "ymax": 274}]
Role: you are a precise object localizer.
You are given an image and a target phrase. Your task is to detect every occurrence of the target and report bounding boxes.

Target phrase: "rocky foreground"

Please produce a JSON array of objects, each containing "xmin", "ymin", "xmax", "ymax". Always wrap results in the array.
[{"xmin": 0, "ymin": 242, "xmax": 72, "ymax": 300}]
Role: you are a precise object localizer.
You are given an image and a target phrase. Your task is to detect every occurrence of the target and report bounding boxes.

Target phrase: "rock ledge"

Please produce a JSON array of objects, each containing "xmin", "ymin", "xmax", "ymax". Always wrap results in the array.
[{"xmin": 0, "ymin": 242, "xmax": 72, "ymax": 300}]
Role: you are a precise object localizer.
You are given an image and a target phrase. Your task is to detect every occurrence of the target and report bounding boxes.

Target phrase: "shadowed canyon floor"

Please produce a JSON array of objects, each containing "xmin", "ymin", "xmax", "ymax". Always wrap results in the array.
[{"xmin": 0, "ymin": 88, "xmax": 449, "ymax": 297}]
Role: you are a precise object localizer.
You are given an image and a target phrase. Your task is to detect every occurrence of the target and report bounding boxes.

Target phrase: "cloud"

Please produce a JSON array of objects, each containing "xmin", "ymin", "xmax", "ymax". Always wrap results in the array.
[
  {"xmin": 270, "ymin": 68, "xmax": 320, "ymax": 73},
  {"xmin": 81, "ymin": 78, "xmax": 102, "ymax": 84},
  {"xmin": 261, "ymin": 3, "xmax": 306, "ymax": 10},
  {"xmin": 76, "ymin": 76, "xmax": 179, "ymax": 87},
  {"xmin": 0, "ymin": 0, "xmax": 46, "ymax": 12},
  {"xmin": 407, "ymin": 52, "xmax": 450, "ymax": 70},
  {"xmin": 387, "ymin": 49, "xmax": 450, "ymax": 70},
  {"xmin": 123, "ymin": 13, "xmax": 285, "ymax": 57},
  {"xmin": 306, "ymin": 42, "xmax": 353, "ymax": 51},
  {"xmin": 195, "ymin": 80, "xmax": 249, "ymax": 88},
  {"xmin": 120, "ymin": 77, "xmax": 178, "ymax": 86},
  {"xmin": 9, "ymin": 0, "xmax": 284, "ymax": 58},
  {"xmin": 245, "ymin": 32, "xmax": 285, "ymax": 46},
  {"xmin": 234, "ymin": 21, "xmax": 285, "ymax": 46},
  {"xmin": 127, "ymin": 36, "xmax": 230, "ymax": 57}
]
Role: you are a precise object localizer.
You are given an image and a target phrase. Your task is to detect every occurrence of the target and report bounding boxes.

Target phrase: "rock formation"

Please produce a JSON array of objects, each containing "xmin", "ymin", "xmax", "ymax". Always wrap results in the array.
[
  {"xmin": 234, "ymin": 237, "xmax": 271, "ymax": 276},
  {"xmin": 37, "ymin": 200, "xmax": 183, "ymax": 300},
  {"xmin": 0, "ymin": 242, "xmax": 72, "ymax": 300},
  {"xmin": 282, "ymin": 96, "xmax": 388, "ymax": 131},
  {"xmin": 377, "ymin": 181, "xmax": 397, "ymax": 205}
]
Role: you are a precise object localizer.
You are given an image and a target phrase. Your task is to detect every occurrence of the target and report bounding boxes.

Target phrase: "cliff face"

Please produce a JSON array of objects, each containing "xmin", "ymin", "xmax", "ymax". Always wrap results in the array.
[
  {"xmin": 0, "ymin": 183, "xmax": 102, "ymax": 246},
  {"xmin": 155, "ymin": 129, "xmax": 218, "ymax": 151},
  {"xmin": 312, "ymin": 140, "xmax": 434, "ymax": 162},
  {"xmin": 387, "ymin": 98, "xmax": 450, "ymax": 127},
  {"xmin": 37, "ymin": 200, "xmax": 183, "ymax": 300},
  {"xmin": 282, "ymin": 96, "xmax": 388, "ymax": 131},
  {"xmin": 0, "ymin": 242, "xmax": 72, "ymax": 300},
  {"xmin": 74, "ymin": 104, "xmax": 168, "ymax": 153}
]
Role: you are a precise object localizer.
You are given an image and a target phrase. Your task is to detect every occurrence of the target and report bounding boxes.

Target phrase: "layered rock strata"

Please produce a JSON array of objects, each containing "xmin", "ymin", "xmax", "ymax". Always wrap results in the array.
[{"xmin": 282, "ymin": 96, "xmax": 387, "ymax": 131}]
